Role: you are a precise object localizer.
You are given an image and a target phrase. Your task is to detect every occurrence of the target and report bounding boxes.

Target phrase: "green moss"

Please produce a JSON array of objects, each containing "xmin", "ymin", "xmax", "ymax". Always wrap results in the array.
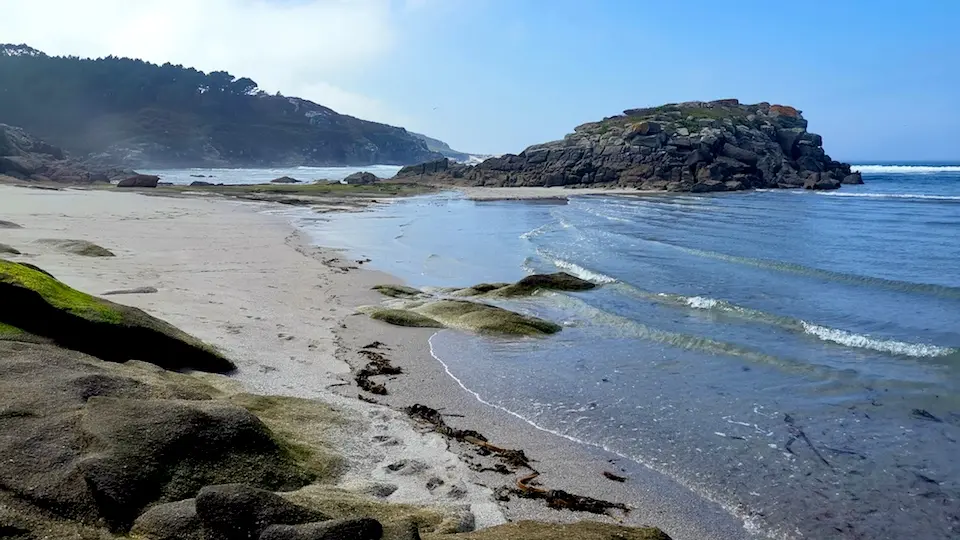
[
  {"xmin": 366, "ymin": 308, "xmax": 444, "ymax": 328},
  {"xmin": 0, "ymin": 259, "xmax": 123, "ymax": 323},
  {"xmin": 0, "ymin": 322, "xmax": 23, "ymax": 337},
  {"xmin": 372, "ymin": 284, "xmax": 423, "ymax": 298},
  {"xmin": 449, "ymin": 283, "xmax": 511, "ymax": 297},
  {"xmin": 415, "ymin": 300, "xmax": 561, "ymax": 336},
  {"xmin": 0, "ymin": 243, "xmax": 20, "ymax": 255},
  {"xmin": 230, "ymin": 394, "xmax": 348, "ymax": 484}
]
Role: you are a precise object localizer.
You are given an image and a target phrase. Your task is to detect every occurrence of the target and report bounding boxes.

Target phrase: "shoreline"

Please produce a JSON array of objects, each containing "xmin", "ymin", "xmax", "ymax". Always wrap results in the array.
[
  {"xmin": 0, "ymin": 184, "xmax": 754, "ymax": 539},
  {"xmin": 448, "ymin": 186, "xmax": 661, "ymax": 201}
]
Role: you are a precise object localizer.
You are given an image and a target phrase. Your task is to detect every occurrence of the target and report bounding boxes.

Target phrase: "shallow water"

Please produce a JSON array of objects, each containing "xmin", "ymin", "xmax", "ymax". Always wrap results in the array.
[
  {"xmin": 141, "ymin": 164, "xmax": 403, "ymax": 185},
  {"xmin": 298, "ymin": 166, "xmax": 960, "ymax": 539}
]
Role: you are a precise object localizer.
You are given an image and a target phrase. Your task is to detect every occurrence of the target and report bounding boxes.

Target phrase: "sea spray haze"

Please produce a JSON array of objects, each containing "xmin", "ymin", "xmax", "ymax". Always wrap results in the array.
[{"xmin": 300, "ymin": 164, "xmax": 960, "ymax": 539}]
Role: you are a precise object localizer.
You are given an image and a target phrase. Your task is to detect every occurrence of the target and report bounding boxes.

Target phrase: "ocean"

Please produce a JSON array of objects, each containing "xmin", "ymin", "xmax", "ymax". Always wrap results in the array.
[
  {"xmin": 294, "ymin": 164, "xmax": 960, "ymax": 539},
  {"xmin": 140, "ymin": 164, "xmax": 403, "ymax": 185}
]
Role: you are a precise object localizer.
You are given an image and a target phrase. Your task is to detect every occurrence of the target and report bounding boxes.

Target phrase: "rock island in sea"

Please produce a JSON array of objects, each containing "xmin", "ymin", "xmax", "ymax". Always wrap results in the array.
[{"xmin": 396, "ymin": 99, "xmax": 862, "ymax": 192}]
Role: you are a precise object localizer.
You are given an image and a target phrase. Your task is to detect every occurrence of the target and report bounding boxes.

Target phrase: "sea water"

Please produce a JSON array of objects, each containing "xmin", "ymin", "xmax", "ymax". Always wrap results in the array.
[
  {"xmin": 140, "ymin": 164, "xmax": 403, "ymax": 185},
  {"xmin": 298, "ymin": 165, "xmax": 960, "ymax": 539}
]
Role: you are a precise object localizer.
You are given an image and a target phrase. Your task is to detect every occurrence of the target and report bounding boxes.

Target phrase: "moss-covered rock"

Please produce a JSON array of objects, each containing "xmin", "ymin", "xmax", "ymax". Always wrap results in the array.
[
  {"xmin": 0, "ymin": 259, "xmax": 234, "ymax": 372},
  {"xmin": 37, "ymin": 238, "xmax": 115, "ymax": 257},
  {"xmin": 0, "ymin": 242, "xmax": 20, "ymax": 254},
  {"xmin": 0, "ymin": 342, "xmax": 314, "ymax": 533},
  {"xmin": 424, "ymin": 520, "xmax": 672, "ymax": 540},
  {"xmin": 373, "ymin": 284, "xmax": 424, "ymax": 298},
  {"xmin": 448, "ymin": 283, "xmax": 511, "ymax": 297},
  {"xmin": 367, "ymin": 307, "xmax": 445, "ymax": 328},
  {"xmin": 492, "ymin": 272, "xmax": 596, "ymax": 297},
  {"xmin": 415, "ymin": 300, "xmax": 561, "ymax": 336}
]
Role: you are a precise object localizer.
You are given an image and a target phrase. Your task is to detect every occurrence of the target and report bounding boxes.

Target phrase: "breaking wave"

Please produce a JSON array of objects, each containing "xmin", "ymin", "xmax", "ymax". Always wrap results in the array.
[
  {"xmin": 799, "ymin": 322, "xmax": 957, "ymax": 358},
  {"xmin": 815, "ymin": 192, "xmax": 960, "ymax": 202},
  {"xmin": 627, "ymin": 289, "xmax": 958, "ymax": 359},
  {"xmin": 853, "ymin": 164, "xmax": 960, "ymax": 174},
  {"xmin": 547, "ymin": 257, "xmax": 618, "ymax": 284}
]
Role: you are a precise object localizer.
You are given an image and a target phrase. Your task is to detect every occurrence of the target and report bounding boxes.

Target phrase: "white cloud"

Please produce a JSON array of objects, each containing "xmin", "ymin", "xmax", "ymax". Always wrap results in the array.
[{"xmin": 0, "ymin": 0, "xmax": 409, "ymax": 125}]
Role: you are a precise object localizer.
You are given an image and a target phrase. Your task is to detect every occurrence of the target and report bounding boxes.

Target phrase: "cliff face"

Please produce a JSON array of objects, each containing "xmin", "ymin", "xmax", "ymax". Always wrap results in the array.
[
  {"xmin": 0, "ymin": 44, "xmax": 442, "ymax": 168},
  {"xmin": 398, "ymin": 99, "xmax": 862, "ymax": 191}
]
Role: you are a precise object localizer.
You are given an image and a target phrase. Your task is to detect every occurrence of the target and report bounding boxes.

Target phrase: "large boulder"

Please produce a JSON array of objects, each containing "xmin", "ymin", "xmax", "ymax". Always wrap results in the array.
[
  {"xmin": 195, "ymin": 484, "xmax": 326, "ymax": 540},
  {"xmin": 117, "ymin": 174, "xmax": 160, "ymax": 188},
  {"xmin": 260, "ymin": 518, "xmax": 383, "ymax": 540},
  {"xmin": 130, "ymin": 499, "xmax": 204, "ymax": 540},
  {"xmin": 0, "ymin": 260, "xmax": 234, "ymax": 372},
  {"xmin": 842, "ymin": 172, "xmax": 864, "ymax": 185},
  {"xmin": 343, "ymin": 171, "xmax": 378, "ymax": 185},
  {"xmin": 0, "ymin": 342, "xmax": 313, "ymax": 532}
]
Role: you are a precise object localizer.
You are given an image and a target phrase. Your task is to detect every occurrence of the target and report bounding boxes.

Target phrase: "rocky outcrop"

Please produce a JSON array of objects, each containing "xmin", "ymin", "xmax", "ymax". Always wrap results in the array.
[
  {"xmin": 343, "ymin": 171, "xmax": 379, "ymax": 185},
  {"xmin": 117, "ymin": 174, "xmax": 160, "ymax": 188},
  {"xmin": 397, "ymin": 99, "xmax": 858, "ymax": 193},
  {"xmin": 271, "ymin": 176, "xmax": 302, "ymax": 184},
  {"xmin": 0, "ymin": 123, "xmax": 132, "ymax": 183}
]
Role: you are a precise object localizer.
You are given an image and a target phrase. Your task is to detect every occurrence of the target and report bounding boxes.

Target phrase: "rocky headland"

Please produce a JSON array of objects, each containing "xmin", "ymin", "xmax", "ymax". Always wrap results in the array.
[
  {"xmin": 397, "ymin": 99, "xmax": 862, "ymax": 193},
  {"xmin": 0, "ymin": 123, "xmax": 133, "ymax": 184}
]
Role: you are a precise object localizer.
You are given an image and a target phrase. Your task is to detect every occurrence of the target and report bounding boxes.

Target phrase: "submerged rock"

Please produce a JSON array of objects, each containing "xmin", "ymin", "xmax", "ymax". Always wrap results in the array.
[
  {"xmin": 0, "ymin": 259, "xmax": 234, "ymax": 372},
  {"xmin": 489, "ymin": 272, "xmax": 596, "ymax": 296},
  {"xmin": 36, "ymin": 238, "xmax": 115, "ymax": 257},
  {"xmin": 0, "ymin": 242, "xmax": 20, "ymax": 254}
]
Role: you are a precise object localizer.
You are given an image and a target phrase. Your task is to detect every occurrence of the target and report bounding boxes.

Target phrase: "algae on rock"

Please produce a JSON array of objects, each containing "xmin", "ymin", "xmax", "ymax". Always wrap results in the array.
[
  {"xmin": 423, "ymin": 520, "xmax": 672, "ymax": 540},
  {"xmin": 416, "ymin": 300, "xmax": 561, "ymax": 336},
  {"xmin": 366, "ymin": 307, "xmax": 445, "ymax": 328},
  {"xmin": 0, "ymin": 259, "xmax": 234, "ymax": 372},
  {"xmin": 372, "ymin": 284, "xmax": 424, "ymax": 298}
]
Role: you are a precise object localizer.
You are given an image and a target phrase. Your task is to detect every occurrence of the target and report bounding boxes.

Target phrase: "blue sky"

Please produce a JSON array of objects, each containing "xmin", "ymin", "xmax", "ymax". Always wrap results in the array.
[{"xmin": 3, "ymin": 0, "xmax": 957, "ymax": 161}]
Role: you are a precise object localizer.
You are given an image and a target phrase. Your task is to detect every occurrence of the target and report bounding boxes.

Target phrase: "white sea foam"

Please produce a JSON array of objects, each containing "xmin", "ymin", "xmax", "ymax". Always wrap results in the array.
[
  {"xmin": 800, "ymin": 322, "xmax": 956, "ymax": 358},
  {"xmin": 852, "ymin": 164, "xmax": 960, "ymax": 174},
  {"xmin": 815, "ymin": 192, "xmax": 960, "ymax": 201},
  {"xmin": 550, "ymin": 258, "xmax": 618, "ymax": 284},
  {"xmin": 684, "ymin": 296, "xmax": 722, "ymax": 309}
]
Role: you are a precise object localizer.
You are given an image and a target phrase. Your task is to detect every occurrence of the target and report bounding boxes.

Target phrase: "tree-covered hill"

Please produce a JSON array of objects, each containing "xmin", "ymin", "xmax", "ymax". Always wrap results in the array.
[{"xmin": 0, "ymin": 44, "xmax": 441, "ymax": 168}]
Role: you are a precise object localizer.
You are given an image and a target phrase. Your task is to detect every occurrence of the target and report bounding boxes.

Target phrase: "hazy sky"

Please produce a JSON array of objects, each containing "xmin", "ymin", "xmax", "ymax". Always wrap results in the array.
[{"xmin": 1, "ymin": 0, "xmax": 957, "ymax": 161}]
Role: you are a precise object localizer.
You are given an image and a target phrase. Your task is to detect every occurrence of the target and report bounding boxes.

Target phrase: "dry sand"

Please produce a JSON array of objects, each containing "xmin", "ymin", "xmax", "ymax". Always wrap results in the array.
[{"xmin": 0, "ymin": 185, "xmax": 756, "ymax": 539}]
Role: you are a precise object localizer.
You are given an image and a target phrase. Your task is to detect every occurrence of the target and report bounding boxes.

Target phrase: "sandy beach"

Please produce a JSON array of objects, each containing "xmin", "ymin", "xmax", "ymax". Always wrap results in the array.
[{"xmin": 0, "ymin": 184, "xmax": 754, "ymax": 539}]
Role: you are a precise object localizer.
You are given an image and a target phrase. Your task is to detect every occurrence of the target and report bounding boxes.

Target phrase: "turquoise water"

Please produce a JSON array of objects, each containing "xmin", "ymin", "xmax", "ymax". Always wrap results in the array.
[{"xmin": 300, "ymin": 166, "xmax": 960, "ymax": 539}]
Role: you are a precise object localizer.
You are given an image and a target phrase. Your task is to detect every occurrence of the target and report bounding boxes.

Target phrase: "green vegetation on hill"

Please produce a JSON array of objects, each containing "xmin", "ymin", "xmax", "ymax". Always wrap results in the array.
[{"xmin": 0, "ymin": 44, "xmax": 441, "ymax": 168}]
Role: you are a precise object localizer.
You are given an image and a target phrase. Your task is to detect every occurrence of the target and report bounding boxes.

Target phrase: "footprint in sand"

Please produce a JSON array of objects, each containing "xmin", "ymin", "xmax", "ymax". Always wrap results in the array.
[{"xmin": 385, "ymin": 459, "xmax": 430, "ymax": 476}]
